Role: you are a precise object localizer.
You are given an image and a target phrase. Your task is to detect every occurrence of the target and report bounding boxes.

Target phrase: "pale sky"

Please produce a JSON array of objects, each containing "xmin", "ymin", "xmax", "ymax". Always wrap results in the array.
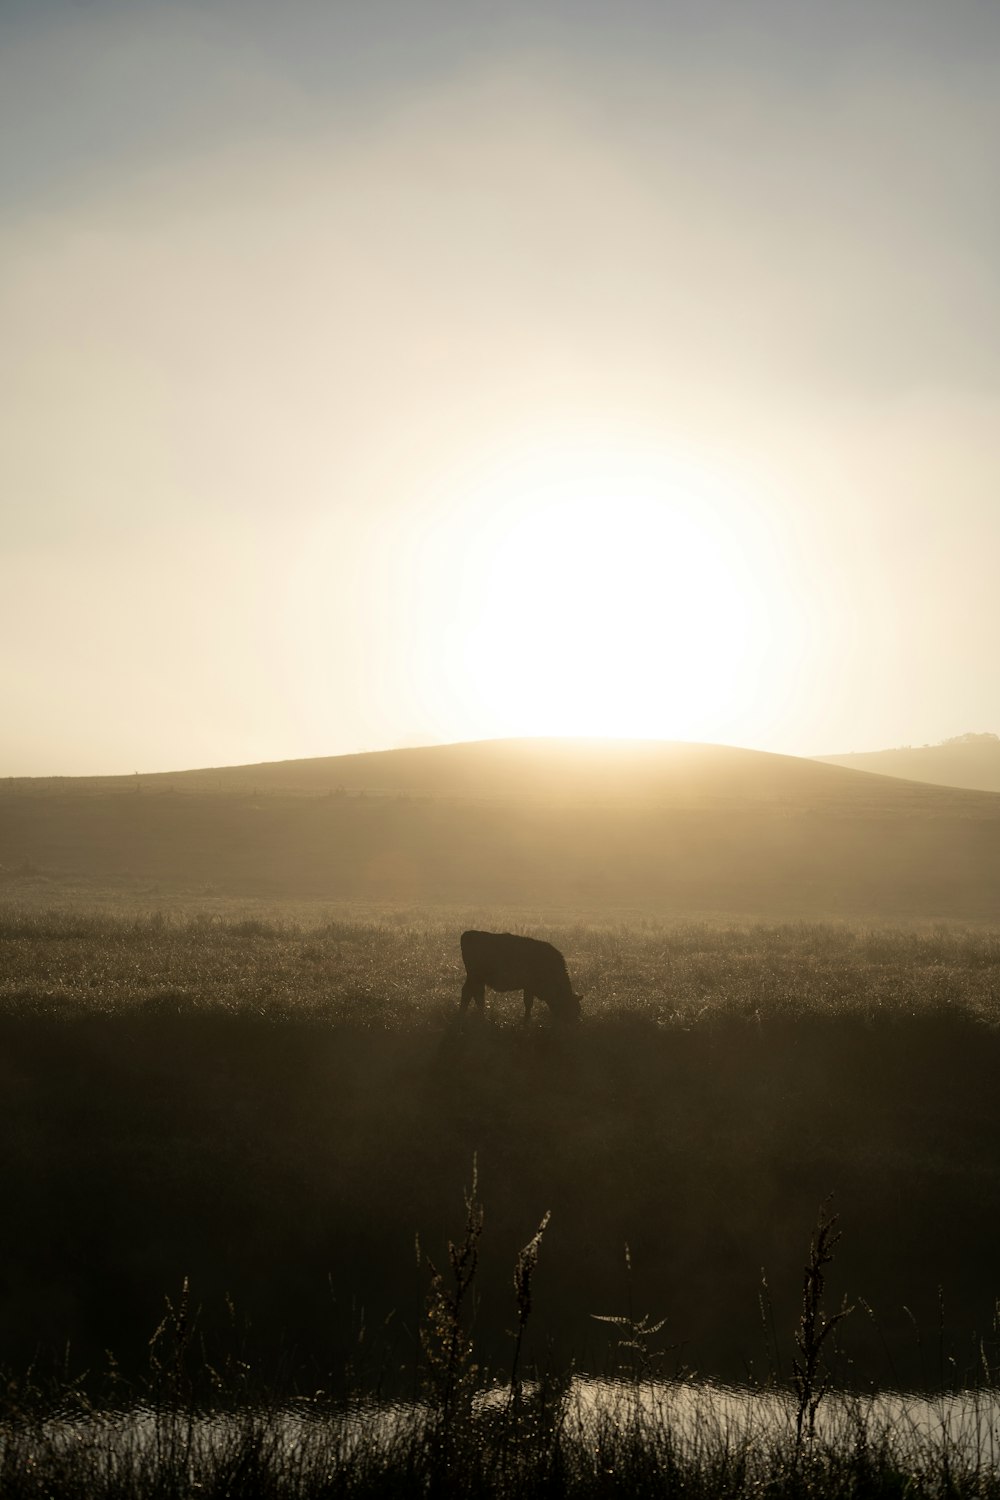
[{"xmin": 3, "ymin": 0, "xmax": 999, "ymax": 775}]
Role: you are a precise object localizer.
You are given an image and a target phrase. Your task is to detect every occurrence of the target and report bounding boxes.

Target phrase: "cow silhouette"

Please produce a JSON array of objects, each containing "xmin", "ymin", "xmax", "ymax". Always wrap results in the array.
[{"xmin": 459, "ymin": 930, "xmax": 582, "ymax": 1022}]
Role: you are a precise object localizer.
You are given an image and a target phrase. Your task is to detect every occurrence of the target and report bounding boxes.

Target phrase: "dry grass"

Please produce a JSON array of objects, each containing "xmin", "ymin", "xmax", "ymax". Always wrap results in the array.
[{"xmin": 2, "ymin": 904, "xmax": 999, "ymax": 1024}]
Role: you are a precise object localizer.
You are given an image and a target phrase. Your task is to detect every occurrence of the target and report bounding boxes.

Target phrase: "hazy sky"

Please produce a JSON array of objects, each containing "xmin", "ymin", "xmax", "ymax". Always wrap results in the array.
[{"xmin": 4, "ymin": 0, "xmax": 999, "ymax": 774}]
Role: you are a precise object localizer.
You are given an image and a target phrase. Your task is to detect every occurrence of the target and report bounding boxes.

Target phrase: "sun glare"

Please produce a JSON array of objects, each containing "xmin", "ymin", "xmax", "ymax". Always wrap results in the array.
[
  {"xmin": 285, "ymin": 433, "xmax": 804, "ymax": 754},
  {"xmin": 421, "ymin": 438, "xmax": 797, "ymax": 746}
]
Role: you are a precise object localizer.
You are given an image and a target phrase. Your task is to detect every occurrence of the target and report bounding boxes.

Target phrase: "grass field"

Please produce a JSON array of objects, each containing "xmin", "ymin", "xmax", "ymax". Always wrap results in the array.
[{"xmin": 3, "ymin": 904, "xmax": 1000, "ymax": 1398}]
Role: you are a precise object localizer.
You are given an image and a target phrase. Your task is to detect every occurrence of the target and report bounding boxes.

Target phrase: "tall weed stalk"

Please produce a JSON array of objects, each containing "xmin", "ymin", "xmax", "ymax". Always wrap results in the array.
[
  {"xmin": 511, "ymin": 1210, "xmax": 551, "ymax": 1407},
  {"xmin": 793, "ymin": 1205, "xmax": 853, "ymax": 1445},
  {"xmin": 419, "ymin": 1157, "xmax": 484, "ymax": 1450}
]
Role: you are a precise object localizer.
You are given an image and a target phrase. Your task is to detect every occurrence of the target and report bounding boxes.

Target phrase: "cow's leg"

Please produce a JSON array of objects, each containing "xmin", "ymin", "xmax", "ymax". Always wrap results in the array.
[
  {"xmin": 523, "ymin": 990, "xmax": 534, "ymax": 1022},
  {"xmin": 461, "ymin": 978, "xmax": 486, "ymax": 1016}
]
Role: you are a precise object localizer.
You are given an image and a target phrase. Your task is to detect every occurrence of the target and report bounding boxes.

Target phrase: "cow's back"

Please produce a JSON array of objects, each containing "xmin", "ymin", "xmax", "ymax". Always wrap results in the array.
[{"xmin": 461, "ymin": 930, "xmax": 568, "ymax": 993}]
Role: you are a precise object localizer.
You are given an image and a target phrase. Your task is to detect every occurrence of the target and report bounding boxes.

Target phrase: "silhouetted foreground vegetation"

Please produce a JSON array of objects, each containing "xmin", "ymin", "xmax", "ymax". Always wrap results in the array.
[
  {"xmin": 4, "ymin": 1177, "xmax": 1000, "ymax": 1499},
  {"xmin": 6, "ymin": 1181, "xmax": 1000, "ymax": 1497},
  {"xmin": 11, "ymin": 1359, "xmax": 1000, "ymax": 1497},
  {"xmin": 13, "ymin": 1376, "xmax": 1000, "ymax": 1497}
]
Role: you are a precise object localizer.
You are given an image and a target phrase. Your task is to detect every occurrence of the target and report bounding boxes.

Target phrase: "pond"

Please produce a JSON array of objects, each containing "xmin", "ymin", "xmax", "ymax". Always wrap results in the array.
[{"xmin": 7, "ymin": 1378, "xmax": 1000, "ymax": 1477}]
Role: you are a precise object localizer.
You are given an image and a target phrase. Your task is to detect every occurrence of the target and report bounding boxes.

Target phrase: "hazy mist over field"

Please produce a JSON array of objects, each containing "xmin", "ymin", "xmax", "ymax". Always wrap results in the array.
[{"xmin": 4, "ymin": 0, "xmax": 1000, "ymax": 775}]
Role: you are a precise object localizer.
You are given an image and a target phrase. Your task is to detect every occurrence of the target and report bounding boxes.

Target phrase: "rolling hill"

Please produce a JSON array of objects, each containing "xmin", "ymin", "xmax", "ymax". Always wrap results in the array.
[
  {"xmin": 817, "ymin": 732, "xmax": 1000, "ymax": 795},
  {"xmin": 3, "ymin": 738, "xmax": 1000, "ymax": 920}
]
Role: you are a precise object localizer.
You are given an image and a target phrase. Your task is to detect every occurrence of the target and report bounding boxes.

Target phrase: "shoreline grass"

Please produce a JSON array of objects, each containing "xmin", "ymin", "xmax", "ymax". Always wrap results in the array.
[
  {"xmin": 5, "ymin": 1180, "xmax": 1000, "ymax": 1499},
  {"xmin": 6, "ymin": 1205, "xmax": 1000, "ymax": 1498},
  {"xmin": 9, "ymin": 1382, "xmax": 1000, "ymax": 1498}
]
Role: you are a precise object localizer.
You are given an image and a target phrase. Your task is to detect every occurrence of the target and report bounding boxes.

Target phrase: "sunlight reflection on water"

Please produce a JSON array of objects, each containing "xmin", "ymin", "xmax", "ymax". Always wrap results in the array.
[
  {"xmin": 570, "ymin": 1378, "xmax": 1000, "ymax": 1468},
  {"xmin": 7, "ymin": 1380, "xmax": 1000, "ymax": 1473}
]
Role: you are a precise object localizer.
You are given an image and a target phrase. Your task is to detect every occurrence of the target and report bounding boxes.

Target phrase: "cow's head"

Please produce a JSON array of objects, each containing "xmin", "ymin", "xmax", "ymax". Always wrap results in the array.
[{"xmin": 553, "ymin": 990, "xmax": 583, "ymax": 1023}]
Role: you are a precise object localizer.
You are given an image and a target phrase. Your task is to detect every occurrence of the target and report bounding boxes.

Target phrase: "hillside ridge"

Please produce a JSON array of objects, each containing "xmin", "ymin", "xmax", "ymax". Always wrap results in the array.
[
  {"xmin": 8, "ymin": 734, "xmax": 1000, "ymax": 811},
  {"xmin": 4, "ymin": 738, "xmax": 1000, "ymax": 919},
  {"xmin": 816, "ymin": 732, "xmax": 1000, "ymax": 796}
]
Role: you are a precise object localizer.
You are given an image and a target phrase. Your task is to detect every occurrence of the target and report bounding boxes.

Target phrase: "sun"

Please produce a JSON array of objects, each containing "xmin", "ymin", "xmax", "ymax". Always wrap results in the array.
[
  {"xmin": 417, "ymin": 436, "xmax": 793, "ymax": 746},
  {"xmin": 284, "ymin": 430, "xmax": 805, "ymax": 754}
]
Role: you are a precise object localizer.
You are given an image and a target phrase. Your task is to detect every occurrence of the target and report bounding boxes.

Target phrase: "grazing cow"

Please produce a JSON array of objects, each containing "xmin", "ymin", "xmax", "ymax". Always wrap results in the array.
[{"xmin": 459, "ymin": 930, "xmax": 582, "ymax": 1022}]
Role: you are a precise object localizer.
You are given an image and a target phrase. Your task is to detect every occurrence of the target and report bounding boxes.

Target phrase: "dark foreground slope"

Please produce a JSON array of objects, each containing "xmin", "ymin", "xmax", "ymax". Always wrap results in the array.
[
  {"xmin": 4, "ymin": 739, "xmax": 1000, "ymax": 920},
  {"xmin": 817, "ymin": 732, "xmax": 1000, "ymax": 795},
  {"xmin": 3, "ymin": 911, "xmax": 1000, "ymax": 1390}
]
